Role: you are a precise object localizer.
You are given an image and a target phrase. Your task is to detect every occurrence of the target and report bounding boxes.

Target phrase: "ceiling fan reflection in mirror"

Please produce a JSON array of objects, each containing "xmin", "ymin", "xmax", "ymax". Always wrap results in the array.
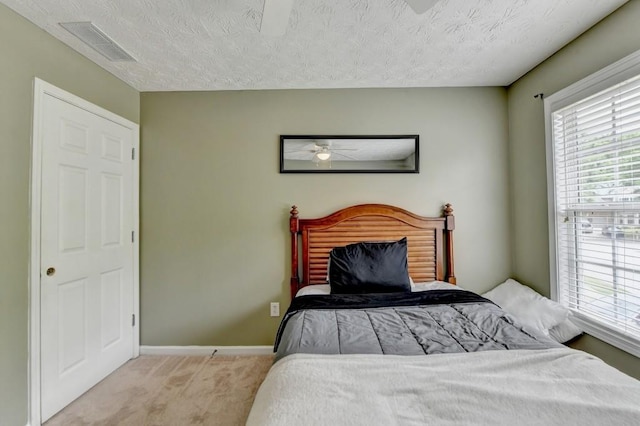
[
  {"xmin": 281, "ymin": 135, "xmax": 419, "ymax": 173},
  {"xmin": 285, "ymin": 140, "xmax": 358, "ymax": 167},
  {"xmin": 315, "ymin": 146, "xmax": 331, "ymax": 161},
  {"xmin": 261, "ymin": 0, "xmax": 440, "ymax": 36}
]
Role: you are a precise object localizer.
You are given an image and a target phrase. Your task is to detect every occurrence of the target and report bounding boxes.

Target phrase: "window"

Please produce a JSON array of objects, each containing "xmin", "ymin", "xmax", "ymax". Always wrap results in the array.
[{"xmin": 545, "ymin": 50, "xmax": 640, "ymax": 356}]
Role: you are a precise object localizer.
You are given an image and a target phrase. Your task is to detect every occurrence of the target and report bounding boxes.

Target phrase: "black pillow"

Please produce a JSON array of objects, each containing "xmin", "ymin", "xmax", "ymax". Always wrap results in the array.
[{"xmin": 329, "ymin": 237, "xmax": 411, "ymax": 294}]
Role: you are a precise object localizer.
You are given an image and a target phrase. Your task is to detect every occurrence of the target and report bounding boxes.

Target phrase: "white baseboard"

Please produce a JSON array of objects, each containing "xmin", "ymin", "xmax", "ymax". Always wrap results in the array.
[{"xmin": 139, "ymin": 345, "xmax": 273, "ymax": 356}]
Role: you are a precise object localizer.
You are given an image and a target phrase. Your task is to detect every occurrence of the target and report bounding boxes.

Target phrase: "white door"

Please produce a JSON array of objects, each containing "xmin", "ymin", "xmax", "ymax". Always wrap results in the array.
[{"xmin": 39, "ymin": 92, "xmax": 136, "ymax": 421}]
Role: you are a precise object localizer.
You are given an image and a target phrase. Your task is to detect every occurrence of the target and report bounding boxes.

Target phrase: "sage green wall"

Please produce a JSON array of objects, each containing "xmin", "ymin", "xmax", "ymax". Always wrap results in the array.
[
  {"xmin": 140, "ymin": 87, "xmax": 510, "ymax": 346},
  {"xmin": 507, "ymin": 0, "xmax": 640, "ymax": 378},
  {"xmin": 0, "ymin": 4, "xmax": 139, "ymax": 425}
]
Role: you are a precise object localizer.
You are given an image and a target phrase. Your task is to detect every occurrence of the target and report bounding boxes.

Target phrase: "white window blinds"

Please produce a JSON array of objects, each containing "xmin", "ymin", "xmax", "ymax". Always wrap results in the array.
[{"xmin": 550, "ymin": 73, "xmax": 640, "ymax": 347}]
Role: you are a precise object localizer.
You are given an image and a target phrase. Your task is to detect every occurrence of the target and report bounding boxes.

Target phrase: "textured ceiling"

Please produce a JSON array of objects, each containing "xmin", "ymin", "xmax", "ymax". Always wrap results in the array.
[{"xmin": 1, "ymin": 0, "xmax": 629, "ymax": 91}]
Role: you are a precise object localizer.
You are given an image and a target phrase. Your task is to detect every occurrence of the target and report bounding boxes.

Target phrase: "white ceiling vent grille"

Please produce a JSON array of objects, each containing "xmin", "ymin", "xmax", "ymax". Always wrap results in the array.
[{"xmin": 59, "ymin": 22, "xmax": 136, "ymax": 62}]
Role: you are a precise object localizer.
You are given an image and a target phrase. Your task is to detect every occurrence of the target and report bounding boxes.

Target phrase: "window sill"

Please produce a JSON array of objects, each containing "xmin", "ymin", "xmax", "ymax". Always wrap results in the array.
[{"xmin": 571, "ymin": 312, "xmax": 640, "ymax": 359}]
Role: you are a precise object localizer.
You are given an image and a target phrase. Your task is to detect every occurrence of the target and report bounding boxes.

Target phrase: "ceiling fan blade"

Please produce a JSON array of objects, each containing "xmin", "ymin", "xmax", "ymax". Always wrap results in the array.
[
  {"xmin": 260, "ymin": 0, "xmax": 295, "ymax": 36},
  {"xmin": 333, "ymin": 152, "xmax": 358, "ymax": 161},
  {"xmin": 404, "ymin": 0, "xmax": 440, "ymax": 14}
]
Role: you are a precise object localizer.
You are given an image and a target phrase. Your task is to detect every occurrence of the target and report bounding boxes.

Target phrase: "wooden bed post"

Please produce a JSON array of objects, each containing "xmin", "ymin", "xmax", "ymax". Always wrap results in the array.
[
  {"xmin": 290, "ymin": 206, "xmax": 300, "ymax": 299},
  {"xmin": 444, "ymin": 203, "xmax": 457, "ymax": 285}
]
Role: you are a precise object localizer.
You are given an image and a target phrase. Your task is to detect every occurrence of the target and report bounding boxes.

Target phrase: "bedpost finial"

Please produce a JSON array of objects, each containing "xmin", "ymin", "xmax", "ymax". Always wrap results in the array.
[
  {"xmin": 444, "ymin": 203, "xmax": 453, "ymax": 216},
  {"xmin": 290, "ymin": 205, "xmax": 299, "ymax": 218}
]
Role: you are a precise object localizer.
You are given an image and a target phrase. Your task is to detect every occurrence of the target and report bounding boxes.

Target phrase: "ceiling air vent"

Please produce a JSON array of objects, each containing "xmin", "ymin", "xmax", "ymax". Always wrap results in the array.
[{"xmin": 59, "ymin": 22, "xmax": 136, "ymax": 62}]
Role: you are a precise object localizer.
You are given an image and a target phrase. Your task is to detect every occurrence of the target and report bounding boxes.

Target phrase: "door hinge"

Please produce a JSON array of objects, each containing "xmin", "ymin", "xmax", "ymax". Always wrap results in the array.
[
  {"xmin": 132, "ymin": 147, "xmax": 136, "ymax": 160},
  {"xmin": 131, "ymin": 231, "xmax": 135, "ymax": 243},
  {"xmin": 132, "ymin": 314, "xmax": 136, "ymax": 327}
]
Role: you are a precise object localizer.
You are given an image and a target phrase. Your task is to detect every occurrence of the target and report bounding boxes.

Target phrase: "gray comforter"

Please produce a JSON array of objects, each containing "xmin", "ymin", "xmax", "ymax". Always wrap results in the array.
[{"xmin": 274, "ymin": 290, "xmax": 561, "ymax": 361}]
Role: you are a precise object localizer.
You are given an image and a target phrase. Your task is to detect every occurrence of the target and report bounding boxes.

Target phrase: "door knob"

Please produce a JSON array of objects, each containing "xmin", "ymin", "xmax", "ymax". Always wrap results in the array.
[{"xmin": 46, "ymin": 267, "xmax": 56, "ymax": 276}]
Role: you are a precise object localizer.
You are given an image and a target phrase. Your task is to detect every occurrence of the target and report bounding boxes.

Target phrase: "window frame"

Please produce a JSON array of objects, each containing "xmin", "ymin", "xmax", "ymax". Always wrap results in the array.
[{"xmin": 545, "ymin": 49, "xmax": 640, "ymax": 358}]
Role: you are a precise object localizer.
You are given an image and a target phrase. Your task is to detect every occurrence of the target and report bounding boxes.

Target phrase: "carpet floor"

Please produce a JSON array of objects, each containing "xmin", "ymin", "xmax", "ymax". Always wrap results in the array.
[{"xmin": 44, "ymin": 354, "xmax": 274, "ymax": 426}]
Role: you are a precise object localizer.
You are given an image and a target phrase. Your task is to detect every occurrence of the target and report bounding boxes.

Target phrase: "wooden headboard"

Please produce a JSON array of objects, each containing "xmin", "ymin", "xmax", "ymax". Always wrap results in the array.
[{"xmin": 289, "ymin": 204, "xmax": 456, "ymax": 299}]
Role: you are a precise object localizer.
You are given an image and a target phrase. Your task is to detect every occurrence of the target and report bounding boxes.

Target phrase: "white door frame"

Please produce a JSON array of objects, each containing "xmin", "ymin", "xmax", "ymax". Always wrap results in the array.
[{"xmin": 28, "ymin": 78, "xmax": 140, "ymax": 426}]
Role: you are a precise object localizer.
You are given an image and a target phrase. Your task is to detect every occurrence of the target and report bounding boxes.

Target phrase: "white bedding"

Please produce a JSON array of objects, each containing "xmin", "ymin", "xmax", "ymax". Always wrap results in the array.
[{"xmin": 247, "ymin": 348, "xmax": 640, "ymax": 426}]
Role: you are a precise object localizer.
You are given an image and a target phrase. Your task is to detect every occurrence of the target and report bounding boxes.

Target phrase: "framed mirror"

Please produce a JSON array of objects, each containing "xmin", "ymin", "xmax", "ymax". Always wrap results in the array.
[{"xmin": 280, "ymin": 135, "xmax": 419, "ymax": 173}]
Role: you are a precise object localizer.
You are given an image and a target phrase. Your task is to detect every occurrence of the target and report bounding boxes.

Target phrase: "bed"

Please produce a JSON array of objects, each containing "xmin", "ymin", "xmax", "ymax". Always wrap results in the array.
[{"xmin": 247, "ymin": 203, "xmax": 640, "ymax": 426}]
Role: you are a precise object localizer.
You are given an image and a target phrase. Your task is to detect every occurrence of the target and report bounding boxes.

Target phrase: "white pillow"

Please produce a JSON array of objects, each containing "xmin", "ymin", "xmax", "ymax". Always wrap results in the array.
[
  {"xmin": 482, "ymin": 279, "xmax": 569, "ymax": 335},
  {"xmin": 548, "ymin": 315, "xmax": 583, "ymax": 343},
  {"xmin": 412, "ymin": 281, "xmax": 462, "ymax": 292},
  {"xmin": 295, "ymin": 284, "xmax": 331, "ymax": 297}
]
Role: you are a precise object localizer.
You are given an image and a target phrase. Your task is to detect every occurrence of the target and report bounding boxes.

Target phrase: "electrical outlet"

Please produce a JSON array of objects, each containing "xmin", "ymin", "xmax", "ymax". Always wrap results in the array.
[{"xmin": 270, "ymin": 302, "xmax": 280, "ymax": 317}]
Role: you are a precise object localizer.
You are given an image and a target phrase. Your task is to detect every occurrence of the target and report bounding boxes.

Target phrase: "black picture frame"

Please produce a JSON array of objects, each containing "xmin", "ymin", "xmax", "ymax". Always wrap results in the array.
[{"xmin": 279, "ymin": 135, "xmax": 419, "ymax": 174}]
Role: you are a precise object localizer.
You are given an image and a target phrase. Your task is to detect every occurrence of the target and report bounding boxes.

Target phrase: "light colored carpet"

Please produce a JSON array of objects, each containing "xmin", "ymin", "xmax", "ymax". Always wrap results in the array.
[{"xmin": 44, "ymin": 355, "xmax": 274, "ymax": 426}]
